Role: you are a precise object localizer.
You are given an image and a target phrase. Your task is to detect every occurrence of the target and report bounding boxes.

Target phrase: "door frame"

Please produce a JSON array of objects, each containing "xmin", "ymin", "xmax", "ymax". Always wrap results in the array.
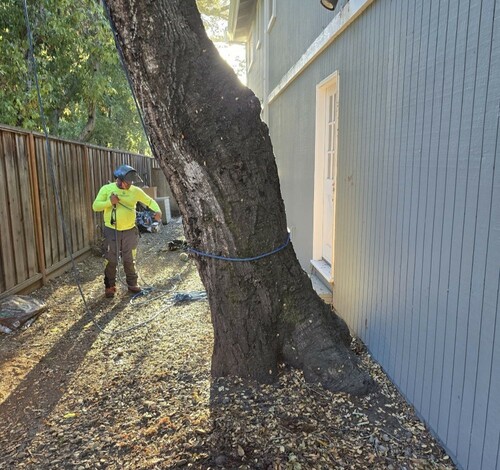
[{"xmin": 312, "ymin": 71, "xmax": 339, "ymax": 284}]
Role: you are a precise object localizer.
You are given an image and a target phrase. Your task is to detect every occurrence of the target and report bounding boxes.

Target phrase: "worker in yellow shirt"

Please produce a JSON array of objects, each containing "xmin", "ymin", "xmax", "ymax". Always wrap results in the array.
[{"xmin": 92, "ymin": 164, "xmax": 162, "ymax": 298}]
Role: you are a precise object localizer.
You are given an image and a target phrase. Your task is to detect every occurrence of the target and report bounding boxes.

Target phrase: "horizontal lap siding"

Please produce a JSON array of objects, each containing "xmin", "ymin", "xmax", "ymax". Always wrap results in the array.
[{"xmin": 264, "ymin": 0, "xmax": 499, "ymax": 468}]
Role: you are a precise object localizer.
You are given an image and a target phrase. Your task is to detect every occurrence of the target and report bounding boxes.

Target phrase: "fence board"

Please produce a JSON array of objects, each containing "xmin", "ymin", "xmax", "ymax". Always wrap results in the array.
[
  {"xmin": 27, "ymin": 132, "xmax": 45, "ymax": 282},
  {"xmin": 0, "ymin": 133, "xmax": 16, "ymax": 291},
  {"xmin": 4, "ymin": 133, "xmax": 28, "ymax": 286},
  {"xmin": 54, "ymin": 140, "xmax": 67, "ymax": 262},
  {"xmin": 64, "ymin": 141, "xmax": 78, "ymax": 253},
  {"xmin": 14, "ymin": 133, "xmax": 37, "ymax": 280},
  {"xmin": 36, "ymin": 138, "xmax": 48, "ymax": 265},
  {"xmin": 22, "ymin": 135, "xmax": 39, "ymax": 280}
]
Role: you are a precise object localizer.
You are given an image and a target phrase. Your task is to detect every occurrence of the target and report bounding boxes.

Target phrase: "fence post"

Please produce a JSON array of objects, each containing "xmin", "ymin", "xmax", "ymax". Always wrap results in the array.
[
  {"xmin": 27, "ymin": 132, "xmax": 47, "ymax": 284},
  {"xmin": 82, "ymin": 145, "xmax": 95, "ymax": 246}
]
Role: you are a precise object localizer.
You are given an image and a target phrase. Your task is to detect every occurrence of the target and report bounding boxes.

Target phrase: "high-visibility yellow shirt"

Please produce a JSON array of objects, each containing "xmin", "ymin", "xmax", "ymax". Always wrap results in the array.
[{"xmin": 92, "ymin": 182, "xmax": 161, "ymax": 231}]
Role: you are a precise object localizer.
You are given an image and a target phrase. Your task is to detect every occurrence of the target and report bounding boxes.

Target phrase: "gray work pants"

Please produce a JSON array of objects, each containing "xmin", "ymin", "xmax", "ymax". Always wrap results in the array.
[{"xmin": 103, "ymin": 226, "xmax": 139, "ymax": 288}]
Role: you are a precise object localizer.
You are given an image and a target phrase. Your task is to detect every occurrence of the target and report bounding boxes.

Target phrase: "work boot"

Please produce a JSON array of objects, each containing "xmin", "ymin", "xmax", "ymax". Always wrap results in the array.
[
  {"xmin": 105, "ymin": 286, "xmax": 117, "ymax": 298},
  {"xmin": 127, "ymin": 285, "xmax": 142, "ymax": 294}
]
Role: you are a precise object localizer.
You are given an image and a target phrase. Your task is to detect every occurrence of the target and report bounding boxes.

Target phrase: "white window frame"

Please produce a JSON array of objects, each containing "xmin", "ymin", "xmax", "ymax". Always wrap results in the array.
[
  {"xmin": 247, "ymin": 29, "xmax": 254, "ymax": 71},
  {"xmin": 267, "ymin": 0, "xmax": 276, "ymax": 32},
  {"xmin": 256, "ymin": 0, "xmax": 262, "ymax": 50}
]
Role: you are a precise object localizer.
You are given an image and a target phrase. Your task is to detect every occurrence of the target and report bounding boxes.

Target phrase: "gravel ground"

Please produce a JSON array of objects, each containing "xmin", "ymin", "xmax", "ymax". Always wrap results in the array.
[{"xmin": 0, "ymin": 219, "xmax": 455, "ymax": 469}]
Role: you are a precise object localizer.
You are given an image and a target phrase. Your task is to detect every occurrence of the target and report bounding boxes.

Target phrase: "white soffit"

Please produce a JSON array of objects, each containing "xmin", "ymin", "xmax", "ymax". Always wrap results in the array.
[{"xmin": 267, "ymin": 0, "xmax": 374, "ymax": 104}]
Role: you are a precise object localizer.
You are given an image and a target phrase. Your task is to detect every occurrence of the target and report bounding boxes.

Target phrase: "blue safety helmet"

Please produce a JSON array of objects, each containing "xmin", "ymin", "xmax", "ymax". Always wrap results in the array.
[{"xmin": 113, "ymin": 164, "xmax": 143, "ymax": 184}]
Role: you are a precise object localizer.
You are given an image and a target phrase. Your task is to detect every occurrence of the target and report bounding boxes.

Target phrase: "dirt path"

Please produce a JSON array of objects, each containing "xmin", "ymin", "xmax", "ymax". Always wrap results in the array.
[{"xmin": 0, "ymin": 219, "xmax": 455, "ymax": 469}]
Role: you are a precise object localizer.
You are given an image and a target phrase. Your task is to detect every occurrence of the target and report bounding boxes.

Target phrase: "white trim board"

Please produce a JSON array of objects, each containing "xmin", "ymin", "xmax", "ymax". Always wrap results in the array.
[
  {"xmin": 312, "ymin": 71, "xmax": 339, "ymax": 284},
  {"xmin": 267, "ymin": 0, "xmax": 374, "ymax": 104}
]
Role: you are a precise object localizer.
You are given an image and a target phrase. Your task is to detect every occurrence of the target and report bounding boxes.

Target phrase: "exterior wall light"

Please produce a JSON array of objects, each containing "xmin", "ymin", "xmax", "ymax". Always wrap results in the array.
[{"xmin": 320, "ymin": 0, "xmax": 338, "ymax": 10}]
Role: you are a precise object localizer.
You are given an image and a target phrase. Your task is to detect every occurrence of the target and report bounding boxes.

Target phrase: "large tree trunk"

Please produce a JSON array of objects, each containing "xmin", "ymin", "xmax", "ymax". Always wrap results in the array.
[{"xmin": 105, "ymin": 0, "xmax": 373, "ymax": 395}]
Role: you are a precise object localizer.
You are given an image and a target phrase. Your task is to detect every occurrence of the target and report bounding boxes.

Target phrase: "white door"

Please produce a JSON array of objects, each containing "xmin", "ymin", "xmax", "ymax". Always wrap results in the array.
[{"xmin": 322, "ymin": 84, "xmax": 338, "ymax": 265}]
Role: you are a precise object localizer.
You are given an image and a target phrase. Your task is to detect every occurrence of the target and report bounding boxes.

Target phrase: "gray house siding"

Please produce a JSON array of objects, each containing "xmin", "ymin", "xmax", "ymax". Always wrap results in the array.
[
  {"xmin": 247, "ymin": 53, "xmax": 264, "ymax": 103},
  {"xmin": 269, "ymin": 73, "xmax": 317, "ymax": 268},
  {"xmin": 239, "ymin": 0, "xmax": 499, "ymax": 469},
  {"xmin": 267, "ymin": 1, "xmax": 349, "ymax": 92},
  {"xmin": 246, "ymin": 13, "xmax": 265, "ymax": 103}
]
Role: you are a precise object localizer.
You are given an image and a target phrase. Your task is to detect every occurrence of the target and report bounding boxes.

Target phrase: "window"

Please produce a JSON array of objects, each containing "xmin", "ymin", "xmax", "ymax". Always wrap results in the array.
[
  {"xmin": 256, "ymin": 0, "xmax": 262, "ymax": 49},
  {"xmin": 267, "ymin": 0, "xmax": 276, "ymax": 32}
]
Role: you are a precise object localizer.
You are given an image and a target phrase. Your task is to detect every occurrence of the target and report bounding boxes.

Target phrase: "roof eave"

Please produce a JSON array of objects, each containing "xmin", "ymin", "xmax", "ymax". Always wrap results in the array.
[
  {"xmin": 227, "ymin": 0, "xmax": 240, "ymax": 41},
  {"xmin": 227, "ymin": 0, "xmax": 256, "ymax": 42}
]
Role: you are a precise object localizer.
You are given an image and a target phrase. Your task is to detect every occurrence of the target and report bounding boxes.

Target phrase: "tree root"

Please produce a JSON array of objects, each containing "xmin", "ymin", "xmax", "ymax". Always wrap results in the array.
[{"xmin": 281, "ymin": 305, "xmax": 375, "ymax": 396}]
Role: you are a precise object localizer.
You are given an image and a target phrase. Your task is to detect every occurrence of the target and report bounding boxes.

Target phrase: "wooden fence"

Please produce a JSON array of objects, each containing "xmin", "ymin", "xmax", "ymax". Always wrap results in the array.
[{"xmin": 0, "ymin": 124, "xmax": 156, "ymax": 299}]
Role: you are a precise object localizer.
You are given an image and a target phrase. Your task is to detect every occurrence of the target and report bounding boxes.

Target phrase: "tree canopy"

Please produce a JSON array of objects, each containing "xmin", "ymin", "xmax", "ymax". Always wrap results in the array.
[
  {"xmin": 0, "ymin": 0, "xmax": 151, "ymax": 153},
  {"xmin": 197, "ymin": 0, "xmax": 230, "ymax": 41},
  {"xmin": 0, "ymin": 0, "xmax": 239, "ymax": 153}
]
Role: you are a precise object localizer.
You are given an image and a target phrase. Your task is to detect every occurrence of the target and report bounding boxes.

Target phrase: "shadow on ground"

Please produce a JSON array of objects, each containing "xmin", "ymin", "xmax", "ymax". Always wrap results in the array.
[{"xmin": 0, "ymin": 298, "xmax": 125, "ymax": 461}]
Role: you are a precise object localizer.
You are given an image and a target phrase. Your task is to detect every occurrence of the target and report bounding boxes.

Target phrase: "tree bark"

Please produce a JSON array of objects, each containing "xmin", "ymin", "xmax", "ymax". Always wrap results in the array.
[
  {"xmin": 78, "ymin": 102, "xmax": 97, "ymax": 142},
  {"xmin": 105, "ymin": 0, "xmax": 373, "ymax": 395}
]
